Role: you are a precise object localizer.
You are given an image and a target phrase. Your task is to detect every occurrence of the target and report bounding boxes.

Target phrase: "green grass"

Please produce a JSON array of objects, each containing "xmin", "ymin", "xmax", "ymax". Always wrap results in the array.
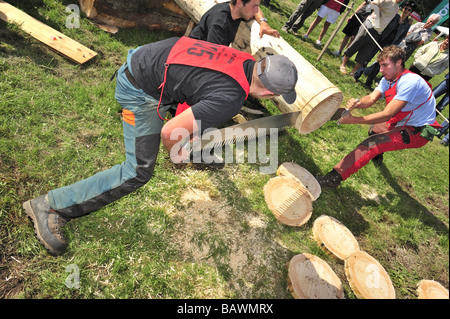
[{"xmin": 0, "ymin": 0, "xmax": 448, "ymax": 299}]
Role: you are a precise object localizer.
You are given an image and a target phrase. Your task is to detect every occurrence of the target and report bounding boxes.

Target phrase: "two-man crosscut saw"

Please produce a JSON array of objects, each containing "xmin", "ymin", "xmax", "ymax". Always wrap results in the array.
[
  {"xmin": 194, "ymin": 111, "xmax": 302, "ymax": 151},
  {"xmin": 187, "ymin": 107, "xmax": 348, "ymax": 152}
]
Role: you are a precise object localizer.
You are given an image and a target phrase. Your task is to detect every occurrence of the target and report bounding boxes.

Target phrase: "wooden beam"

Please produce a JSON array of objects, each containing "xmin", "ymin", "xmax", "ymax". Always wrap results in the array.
[{"xmin": 0, "ymin": 0, "xmax": 97, "ymax": 64}]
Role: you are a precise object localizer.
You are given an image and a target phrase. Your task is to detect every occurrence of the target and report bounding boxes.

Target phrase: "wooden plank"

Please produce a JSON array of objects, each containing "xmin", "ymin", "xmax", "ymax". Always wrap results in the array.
[{"xmin": 0, "ymin": 0, "xmax": 97, "ymax": 64}]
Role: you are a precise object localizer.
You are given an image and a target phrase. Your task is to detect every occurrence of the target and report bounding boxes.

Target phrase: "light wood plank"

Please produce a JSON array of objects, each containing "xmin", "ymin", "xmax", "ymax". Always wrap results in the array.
[{"xmin": 0, "ymin": 0, "xmax": 97, "ymax": 64}]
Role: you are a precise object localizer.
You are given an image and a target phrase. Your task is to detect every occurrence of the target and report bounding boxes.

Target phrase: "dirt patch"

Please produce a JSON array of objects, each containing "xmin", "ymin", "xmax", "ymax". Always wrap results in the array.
[
  {"xmin": 0, "ymin": 258, "xmax": 25, "ymax": 299},
  {"xmin": 170, "ymin": 185, "xmax": 290, "ymax": 298}
]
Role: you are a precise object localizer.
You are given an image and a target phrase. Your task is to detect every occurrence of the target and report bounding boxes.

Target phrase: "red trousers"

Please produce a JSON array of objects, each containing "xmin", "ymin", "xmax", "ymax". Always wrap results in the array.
[{"xmin": 334, "ymin": 122, "xmax": 429, "ymax": 181}]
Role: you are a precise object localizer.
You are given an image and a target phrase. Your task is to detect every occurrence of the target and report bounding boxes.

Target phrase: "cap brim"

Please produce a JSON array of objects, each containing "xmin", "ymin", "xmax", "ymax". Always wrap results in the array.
[{"xmin": 282, "ymin": 91, "xmax": 297, "ymax": 104}]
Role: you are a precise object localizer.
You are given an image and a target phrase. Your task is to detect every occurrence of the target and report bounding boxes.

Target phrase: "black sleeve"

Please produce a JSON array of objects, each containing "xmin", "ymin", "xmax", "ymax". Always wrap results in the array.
[
  {"xmin": 206, "ymin": 24, "xmax": 232, "ymax": 46},
  {"xmin": 191, "ymin": 94, "xmax": 244, "ymax": 132}
]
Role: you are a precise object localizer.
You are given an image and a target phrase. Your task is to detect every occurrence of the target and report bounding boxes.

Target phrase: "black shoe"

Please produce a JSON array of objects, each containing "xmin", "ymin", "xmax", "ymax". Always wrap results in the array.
[
  {"xmin": 23, "ymin": 195, "xmax": 69, "ymax": 255},
  {"xmin": 372, "ymin": 153, "xmax": 384, "ymax": 167},
  {"xmin": 440, "ymin": 140, "xmax": 449, "ymax": 147},
  {"xmin": 191, "ymin": 150, "xmax": 225, "ymax": 170},
  {"xmin": 316, "ymin": 169, "xmax": 343, "ymax": 189}
]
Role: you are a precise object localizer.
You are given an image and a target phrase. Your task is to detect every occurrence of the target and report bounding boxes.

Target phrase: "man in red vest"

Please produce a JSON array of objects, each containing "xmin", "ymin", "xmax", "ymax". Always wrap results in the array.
[
  {"xmin": 23, "ymin": 37, "xmax": 298, "ymax": 255},
  {"xmin": 317, "ymin": 45, "xmax": 441, "ymax": 189}
]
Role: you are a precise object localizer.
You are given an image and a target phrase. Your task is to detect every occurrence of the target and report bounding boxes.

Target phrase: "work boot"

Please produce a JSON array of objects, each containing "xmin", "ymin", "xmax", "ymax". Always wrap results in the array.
[
  {"xmin": 191, "ymin": 149, "xmax": 225, "ymax": 170},
  {"xmin": 316, "ymin": 169, "xmax": 343, "ymax": 189},
  {"xmin": 372, "ymin": 153, "xmax": 384, "ymax": 167},
  {"xmin": 23, "ymin": 195, "xmax": 69, "ymax": 255}
]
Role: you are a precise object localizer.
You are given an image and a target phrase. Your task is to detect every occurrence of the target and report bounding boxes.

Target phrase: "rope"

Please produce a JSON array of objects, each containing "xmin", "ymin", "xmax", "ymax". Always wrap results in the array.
[
  {"xmin": 333, "ymin": 0, "xmax": 384, "ymax": 51},
  {"xmin": 436, "ymin": 109, "xmax": 450, "ymax": 123}
]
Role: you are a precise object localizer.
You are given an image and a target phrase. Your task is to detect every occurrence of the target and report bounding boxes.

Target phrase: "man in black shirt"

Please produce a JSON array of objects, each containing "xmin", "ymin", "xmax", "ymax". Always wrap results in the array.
[
  {"xmin": 23, "ymin": 36, "xmax": 298, "ymax": 255},
  {"xmin": 189, "ymin": 0, "xmax": 279, "ymax": 46}
]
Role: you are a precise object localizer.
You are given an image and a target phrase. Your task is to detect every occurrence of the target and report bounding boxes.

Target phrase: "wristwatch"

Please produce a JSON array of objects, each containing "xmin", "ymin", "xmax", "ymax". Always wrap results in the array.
[{"xmin": 259, "ymin": 18, "xmax": 268, "ymax": 23}]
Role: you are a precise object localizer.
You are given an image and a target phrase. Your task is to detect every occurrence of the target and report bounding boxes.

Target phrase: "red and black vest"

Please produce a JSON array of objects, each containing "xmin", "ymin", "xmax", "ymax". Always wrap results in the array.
[
  {"xmin": 385, "ymin": 69, "xmax": 441, "ymax": 130},
  {"xmin": 156, "ymin": 37, "xmax": 255, "ymax": 120}
]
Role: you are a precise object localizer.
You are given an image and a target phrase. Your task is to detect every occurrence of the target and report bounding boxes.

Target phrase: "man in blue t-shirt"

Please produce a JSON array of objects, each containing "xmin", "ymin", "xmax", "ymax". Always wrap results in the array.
[{"xmin": 317, "ymin": 45, "xmax": 440, "ymax": 189}]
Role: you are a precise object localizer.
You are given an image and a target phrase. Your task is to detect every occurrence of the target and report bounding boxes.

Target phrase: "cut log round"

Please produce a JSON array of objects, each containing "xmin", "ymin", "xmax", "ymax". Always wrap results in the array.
[
  {"xmin": 276, "ymin": 162, "xmax": 321, "ymax": 201},
  {"xmin": 417, "ymin": 280, "xmax": 449, "ymax": 299},
  {"xmin": 287, "ymin": 253, "xmax": 345, "ymax": 299},
  {"xmin": 264, "ymin": 176, "xmax": 313, "ymax": 227},
  {"xmin": 235, "ymin": 20, "xmax": 343, "ymax": 134},
  {"xmin": 312, "ymin": 215, "xmax": 359, "ymax": 260},
  {"xmin": 344, "ymin": 251, "xmax": 396, "ymax": 299}
]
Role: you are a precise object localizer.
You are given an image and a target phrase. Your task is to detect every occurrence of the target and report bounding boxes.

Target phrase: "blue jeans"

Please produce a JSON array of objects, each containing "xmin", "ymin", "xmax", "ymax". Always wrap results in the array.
[
  {"xmin": 48, "ymin": 49, "xmax": 172, "ymax": 218},
  {"xmin": 434, "ymin": 74, "xmax": 449, "ymax": 112},
  {"xmin": 440, "ymin": 118, "xmax": 449, "ymax": 143}
]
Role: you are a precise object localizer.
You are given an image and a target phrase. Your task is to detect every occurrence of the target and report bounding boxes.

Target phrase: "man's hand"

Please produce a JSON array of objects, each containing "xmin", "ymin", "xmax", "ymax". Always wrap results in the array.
[
  {"xmin": 345, "ymin": 98, "xmax": 362, "ymax": 111},
  {"xmin": 259, "ymin": 21, "xmax": 280, "ymax": 38},
  {"xmin": 161, "ymin": 108, "xmax": 199, "ymax": 163}
]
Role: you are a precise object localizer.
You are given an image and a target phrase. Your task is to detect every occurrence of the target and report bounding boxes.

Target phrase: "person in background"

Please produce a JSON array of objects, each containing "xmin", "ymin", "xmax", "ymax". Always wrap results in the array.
[
  {"xmin": 398, "ymin": 13, "xmax": 441, "ymax": 61},
  {"xmin": 409, "ymin": 35, "xmax": 449, "ymax": 82},
  {"xmin": 339, "ymin": 0, "xmax": 402, "ymax": 77},
  {"xmin": 434, "ymin": 73, "xmax": 449, "ymax": 147},
  {"xmin": 333, "ymin": 0, "xmax": 372, "ymax": 57},
  {"xmin": 434, "ymin": 73, "xmax": 449, "ymax": 113},
  {"xmin": 282, "ymin": 0, "xmax": 324, "ymax": 35},
  {"xmin": 189, "ymin": 0, "xmax": 279, "ymax": 46},
  {"xmin": 303, "ymin": 0, "xmax": 350, "ymax": 46},
  {"xmin": 359, "ymin": 1, "xmax": 415, "ymax": 87}
]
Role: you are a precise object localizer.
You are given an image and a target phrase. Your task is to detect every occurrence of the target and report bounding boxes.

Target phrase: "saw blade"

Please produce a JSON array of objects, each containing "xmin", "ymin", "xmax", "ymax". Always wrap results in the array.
[{"xmin": 195, "ymin": 111, "xmax": 301, "ymax": 151}]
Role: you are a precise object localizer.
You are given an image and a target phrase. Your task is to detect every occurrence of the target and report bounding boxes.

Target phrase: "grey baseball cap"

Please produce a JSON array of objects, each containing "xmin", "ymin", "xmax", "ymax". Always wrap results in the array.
[{"xmin": 257, "ymin": 55, "xmax": 298, "ymax": 104}]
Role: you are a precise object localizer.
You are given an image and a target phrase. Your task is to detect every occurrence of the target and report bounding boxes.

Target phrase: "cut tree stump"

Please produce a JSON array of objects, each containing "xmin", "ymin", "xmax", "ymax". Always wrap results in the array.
[
  {"xmin": 287, "ymin": 253, "xmax": 345, "ymax": 299},
  {"xmin": 79, "ymin": 0, "xmax": 189, "ymax": 32},
  {"xmin": 417, "ymin": 280, "xmax": 449, "ymax": 299},
  {"xmin": 264, "ymin": 176, "xmax": 313, "ymax": 227},
  {"xmin": 276, "ymin": 162, "xmax": 321, "ymax": 201},
  {"xmin": 345, "ymin": 251, "xmax": 396, "ymax": 299},
  {"xmin": 0, "ymin": 0, "xmax": 97, "ymax": 64},
  {"xmin": 312, "ymin": 215, "xmax": 360, "ymax": 260},
  {"xmin": 174, "ymin": 0, "xmax": 344, "ymax": 134}
]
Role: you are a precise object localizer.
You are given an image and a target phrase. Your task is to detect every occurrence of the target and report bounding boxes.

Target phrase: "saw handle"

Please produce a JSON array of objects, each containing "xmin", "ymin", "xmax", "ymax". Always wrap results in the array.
[{"xmin": 337, "ymin": 99, "xmax": 359, "ymax": 125}]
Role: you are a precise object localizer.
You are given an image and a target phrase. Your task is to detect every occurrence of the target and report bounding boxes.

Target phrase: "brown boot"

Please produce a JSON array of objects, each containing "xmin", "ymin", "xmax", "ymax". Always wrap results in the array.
[{"xmin": 23, "ymin": 195, "xmax": 70, "ymax": 255}]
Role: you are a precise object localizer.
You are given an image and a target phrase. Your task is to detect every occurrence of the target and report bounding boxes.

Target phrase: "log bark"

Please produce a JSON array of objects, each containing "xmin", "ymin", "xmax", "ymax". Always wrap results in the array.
[
  {"xmin": 79, "ymin": 0, "xmax": 189, "ymax": 32},
  {"xmin": 174, "ymin": 0, "xmax": 344, "ymax": 134},
  {"xmin": 276, "ymin": 162, "xmax": 321, "ymax": 201}
]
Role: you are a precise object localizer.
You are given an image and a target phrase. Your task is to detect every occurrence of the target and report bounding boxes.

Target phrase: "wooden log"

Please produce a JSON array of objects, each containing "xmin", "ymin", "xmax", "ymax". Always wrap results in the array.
[
  {"xmin": 276, "ymin": 162, "xmax": 321, "ymax": 201},
  {"xmin": 0, "ymin": 0, "xmax": 97, "ymax": 64},
  {"xmin": 173, "ymin": 0, "xmax": 344, "ymax": 134},
  {"xmin": 312, "ymin": 215, "xmax": 360, "ymax": 260},
  {"xmin": 263, "ymin": 176, "xmax": 313, "ymax": 227},
  {"xmin": 79, "ymin": 0, "xmax": 190, "ymax": 32},
  {"xmin": 345, "ymin": 251, "xmax": 396, "ymax": 299},
  {"xmin": 417, "ymin": 280, "xmax": 449, "ymax": 299},
  {"xmin": 287, "ymin": 253, "xmax": 345, "ymax": 299}
]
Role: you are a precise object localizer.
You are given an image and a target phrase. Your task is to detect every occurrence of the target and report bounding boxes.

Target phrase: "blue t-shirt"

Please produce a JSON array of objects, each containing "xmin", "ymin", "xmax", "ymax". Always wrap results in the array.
[{"xmin": 375, "ymin": 72, "xmax": 436, "ymax": 127}]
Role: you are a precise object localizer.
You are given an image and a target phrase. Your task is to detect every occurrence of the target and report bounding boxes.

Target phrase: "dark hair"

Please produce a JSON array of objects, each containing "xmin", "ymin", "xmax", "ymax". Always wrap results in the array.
[
  {"xmin": 377, "ymin": 45, "xmax": 407, "ymax": 67},
  {"xmin": 401, "ymin": 0, "xmax": 417, "ymax": 11},
  {"xmin": 230, "ymin": 0, "xmax": 252, "ymax": 6}
]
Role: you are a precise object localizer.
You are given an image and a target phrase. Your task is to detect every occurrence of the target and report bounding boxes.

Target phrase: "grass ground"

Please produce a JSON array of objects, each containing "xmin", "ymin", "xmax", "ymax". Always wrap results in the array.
[{"xmin": 0, "ymin": 0, "xmax": 448, "ymax": 299}]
